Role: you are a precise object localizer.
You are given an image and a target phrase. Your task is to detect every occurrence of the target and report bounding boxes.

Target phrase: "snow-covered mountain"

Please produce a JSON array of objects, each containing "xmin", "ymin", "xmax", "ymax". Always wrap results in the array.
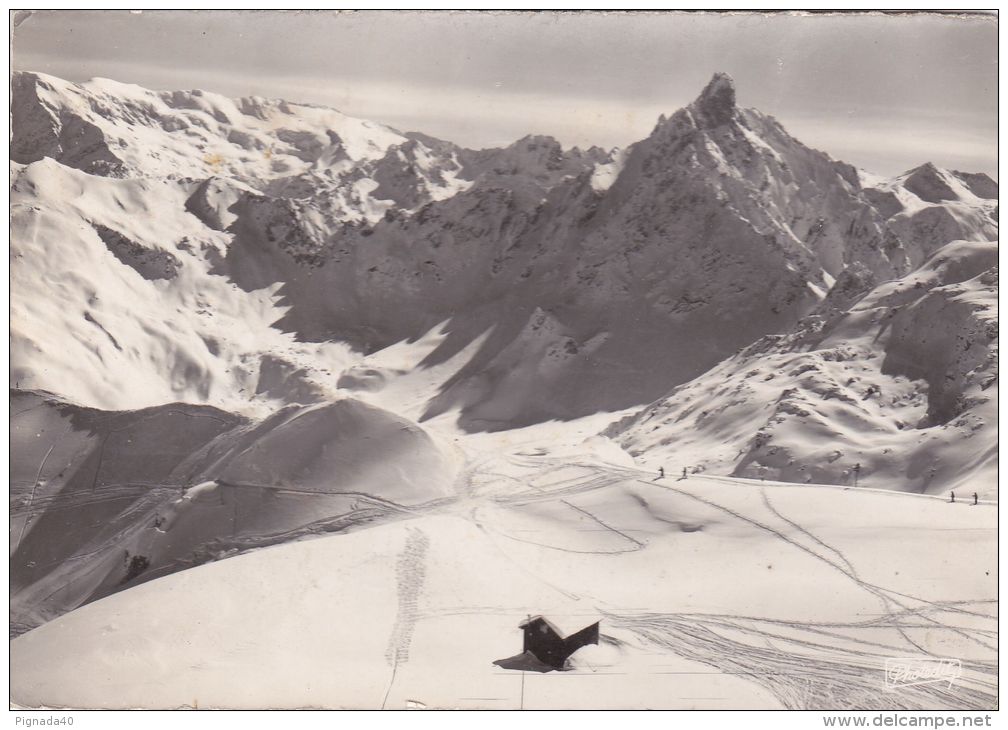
[
  {"xmin": 9, "ymin": 70, "xmax": 998, "ymax": 693},
  {"xmin": 265, "ymin": 72, "xmax": 893, "ymax": 428},
  {"xmin": 12, "ymin": 71, "xmax": 997, "ymax": 429},
  {"xmin": 12, "ymin": 71, "xmax": 407, "ymax": 183},
  {"xmin": 607, "ymin": 239, "xmax": 997, "ymax": 495},
  {"xmin": 861, "ymin": 162, "xmax": 997, "ymax": 265}
]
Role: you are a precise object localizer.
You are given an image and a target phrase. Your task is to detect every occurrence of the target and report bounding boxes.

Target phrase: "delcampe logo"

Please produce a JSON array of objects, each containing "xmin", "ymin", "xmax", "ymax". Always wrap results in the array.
[{"xmin": 884, "ymin": 658, "xmax": 962, "ymax": 689}]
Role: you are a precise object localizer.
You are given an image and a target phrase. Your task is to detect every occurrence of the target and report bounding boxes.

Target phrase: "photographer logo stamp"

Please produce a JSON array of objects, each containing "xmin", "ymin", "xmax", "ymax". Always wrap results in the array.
[{"xmin": 885, "ymin": 658, "xmax": 962, "ymax": 689}]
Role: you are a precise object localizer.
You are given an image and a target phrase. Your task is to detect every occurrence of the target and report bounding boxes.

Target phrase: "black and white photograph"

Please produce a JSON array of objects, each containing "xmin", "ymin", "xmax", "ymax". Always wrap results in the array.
[{"xmin": 8, "ymin": 9, "xmax": 998, "ymax": 713}]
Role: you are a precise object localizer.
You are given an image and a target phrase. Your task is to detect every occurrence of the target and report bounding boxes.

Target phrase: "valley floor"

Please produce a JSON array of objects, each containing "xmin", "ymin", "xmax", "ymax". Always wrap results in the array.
[{"xmin": 10, "ymin": 424, "xmax": 997, "ymax": 710}]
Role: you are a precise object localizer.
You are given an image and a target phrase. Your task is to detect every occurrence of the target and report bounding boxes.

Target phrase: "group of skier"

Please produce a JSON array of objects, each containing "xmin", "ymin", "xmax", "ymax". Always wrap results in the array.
[
  {"xmin": 656, "ymin": 466, "xmax": 688, "ymax": 480},
  {"xmin": 656, "ymin": 465, "xmax": 982, "ymax": 506}
]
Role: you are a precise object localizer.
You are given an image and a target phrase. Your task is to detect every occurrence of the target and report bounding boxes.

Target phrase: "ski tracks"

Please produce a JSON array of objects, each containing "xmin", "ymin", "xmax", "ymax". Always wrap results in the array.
[
  {"xmin": 623, "ymin": 477, "xmax": 997, "ymax": 709},
  {"xmin": 382, "ymin": 527, "xmax": 430, "ymax": 708}
]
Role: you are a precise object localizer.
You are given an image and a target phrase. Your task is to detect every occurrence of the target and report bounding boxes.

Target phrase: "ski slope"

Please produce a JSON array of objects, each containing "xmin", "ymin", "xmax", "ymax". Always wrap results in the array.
[{"xmin": 11, "ymin": 440, "xmax": 996, "ymax": 710}]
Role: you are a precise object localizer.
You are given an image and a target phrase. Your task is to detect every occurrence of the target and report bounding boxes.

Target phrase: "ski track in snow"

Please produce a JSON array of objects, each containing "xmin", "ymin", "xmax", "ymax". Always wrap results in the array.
[
  {"xmin": 457, "ymin": 453, "xmax": 996, "ymax": 709},
  {"xmin": 643, "ymin": 478, "xmax": 997, "ymax": 655},
  {"xmin": 386, "ymin": 528, "xmax": 430, "ymax": 667},
  {"xmin": 606, "ymin": 610, "xmax": 997, "ymax": 710},
  {"xmin": 382, "ymin": 528, "xmax": 430, "ymax": 709},
  {"xmin": 9, "ymin": 439, "xmax": 996, "ymax": 708}
]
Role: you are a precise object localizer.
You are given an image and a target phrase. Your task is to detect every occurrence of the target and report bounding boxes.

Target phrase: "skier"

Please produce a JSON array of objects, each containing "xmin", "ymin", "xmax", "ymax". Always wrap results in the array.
[
  {"xmin": 682, "ymin": 467, "xmax": 688, "ymax": 479},
  {"xmin": 658, "ymin": 466, "xmax": 664, "ymax": 479},
  {"xmin": 973, "ymin": 492, "xmax": 979, "ymax": 506},
  {"xmin": 950, "ymin": 491, "xmax": 956, "ymax": 504},
  {"xmin": 852, "ymin": 462, "xmax": 861, "ymax": 488}
]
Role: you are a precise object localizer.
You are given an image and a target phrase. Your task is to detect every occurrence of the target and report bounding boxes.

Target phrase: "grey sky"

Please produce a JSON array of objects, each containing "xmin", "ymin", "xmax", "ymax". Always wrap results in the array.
[{"xmin": 12, "ymin": 10, "xmax": 997, "ymax": 177}]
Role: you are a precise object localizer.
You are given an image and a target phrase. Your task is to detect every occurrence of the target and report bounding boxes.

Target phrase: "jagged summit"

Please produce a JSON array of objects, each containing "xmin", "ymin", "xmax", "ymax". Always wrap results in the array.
[
  {"xmin": 909, "ymin": 161, "xmax": 939, "ymax": 173},
  {"xmin": 692, "ymin": 72, "xmax": 737, "ymax": 126},
  {"xmin": 901, "ymin": 161, "xmax": 962, "ymax": 203},
  {"xmin": 952, "ymin": 169, "xmax": 999, "ymax": 200},
  {"xmin": 510, "ymin": 134, "xmax": 563, "ymax": 150}
]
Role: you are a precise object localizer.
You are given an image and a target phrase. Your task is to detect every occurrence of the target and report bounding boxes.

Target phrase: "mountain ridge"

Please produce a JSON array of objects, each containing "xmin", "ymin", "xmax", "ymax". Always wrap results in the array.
[{"xmin": 10, "ymin": 70, "xmax": 997, "ymax": 435}]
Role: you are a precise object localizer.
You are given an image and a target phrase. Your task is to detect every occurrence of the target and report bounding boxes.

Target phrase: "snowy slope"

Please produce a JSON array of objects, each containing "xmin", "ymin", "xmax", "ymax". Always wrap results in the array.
[
  {"xmin": 11, "ymin": 391, "xmax": 460, "ymax": 635},
  {"xmin": 10, "ymin": 157, "xmax": 358, "ymax": 413},
  {"xmin": 608, "ymin": 240, "xmax": 998, "ymax": 497},
  {"xmin": 11, "ymin": 450, "xmax": 996, "ymax": 709}
]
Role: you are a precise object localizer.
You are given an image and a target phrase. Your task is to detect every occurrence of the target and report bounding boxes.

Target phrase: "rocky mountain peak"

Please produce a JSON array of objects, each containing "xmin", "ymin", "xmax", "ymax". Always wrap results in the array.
[
  {"xmin": 902, "ymin": 161, "xmax": 958, "ymax": 203},
  {"xmin": 692, "ymin": 72, "xmax": 737, "ymax": 126}
]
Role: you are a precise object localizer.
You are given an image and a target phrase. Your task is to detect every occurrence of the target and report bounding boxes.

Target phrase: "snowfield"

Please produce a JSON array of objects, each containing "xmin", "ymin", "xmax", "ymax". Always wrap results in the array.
[
  {"xmin": 11, "ymin": 442, "xmax": 996, "ymax": 709},
  {"xmin": 8, "ymin": 70, "xmax": 998, "ymax": 710}
]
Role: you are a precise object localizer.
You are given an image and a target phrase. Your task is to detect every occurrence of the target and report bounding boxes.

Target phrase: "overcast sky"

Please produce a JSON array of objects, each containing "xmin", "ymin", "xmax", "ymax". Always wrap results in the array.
[{"xmin": 12, "ymin": 10, "xmax": 997, "ymax": 177}]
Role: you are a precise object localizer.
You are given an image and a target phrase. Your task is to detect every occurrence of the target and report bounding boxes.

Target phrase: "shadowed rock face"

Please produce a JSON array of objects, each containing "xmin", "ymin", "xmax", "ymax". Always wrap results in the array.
[
  {"xmin": 10, "ymin": 77, "xmax": 127, "ymax": 176},
  {"xmin": 692, "ymin": 72, "xmax": 737, "ymax": 126},
  {"xmin": 902, "ymin": 163, "xmax": 958, "ymax": 203},
  {"xmin": 952, "ymin": 170, "xmax": 998, "ymax": 200},
  {"xmin": 93, "ymin": 224, "xmax": 181, "ymax": 280}
]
